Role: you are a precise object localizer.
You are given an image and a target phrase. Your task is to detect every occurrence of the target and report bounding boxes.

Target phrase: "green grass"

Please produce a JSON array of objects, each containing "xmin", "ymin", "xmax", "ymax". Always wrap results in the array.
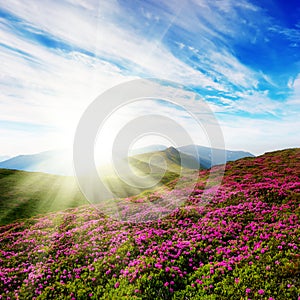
[
  {"xmin": 0, "ymin": 168, "xmax": 88, "ymax": 225},
  {"xmin": 0, "ymin": 164, "xmax": 186, "ymax": 225}
]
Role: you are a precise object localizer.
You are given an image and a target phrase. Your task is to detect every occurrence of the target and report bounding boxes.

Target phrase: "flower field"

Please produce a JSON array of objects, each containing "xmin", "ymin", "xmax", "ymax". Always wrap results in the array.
[{"xmin": 0, "ymin": 148, "xmax": 299, "ymax": 299}]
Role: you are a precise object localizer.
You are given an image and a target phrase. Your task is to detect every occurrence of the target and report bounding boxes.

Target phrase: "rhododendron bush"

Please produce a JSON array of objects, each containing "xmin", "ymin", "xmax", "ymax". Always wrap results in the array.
[{"xmin": 0, "ymin": 149, "xmax": 299, "ymax": 299}]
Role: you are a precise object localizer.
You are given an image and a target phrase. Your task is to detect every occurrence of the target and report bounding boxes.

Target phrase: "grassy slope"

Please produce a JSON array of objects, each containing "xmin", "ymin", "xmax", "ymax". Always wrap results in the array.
[
  {"xmin": 102, "ymin": 147, "xmax": 200, "ymax": 198},
  {"xmin": 0, "ymin": 148, "xmax": 198, "ymax": 224},
  {"xmin": 0, "ymin": 168, "xmax": 88, "ymax": 225},
  {"xmin": 0, "ymin": 152, "xmax": 195, "ymax": 225}
]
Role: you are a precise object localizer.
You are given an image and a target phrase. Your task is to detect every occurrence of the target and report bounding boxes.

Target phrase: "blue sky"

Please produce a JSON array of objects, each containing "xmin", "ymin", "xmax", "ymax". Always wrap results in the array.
[{"xmin": 0, "ymin": 0, "xmax": 300, "ymax": 157}]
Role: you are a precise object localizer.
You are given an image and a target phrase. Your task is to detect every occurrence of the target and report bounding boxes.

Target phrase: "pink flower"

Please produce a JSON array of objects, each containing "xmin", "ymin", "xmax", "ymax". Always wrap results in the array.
[
  {"xmin": 258, "ymin": 289, "xmax": 264, "ymax": 295},
  {"xmin": 114, "ymin": 282, "xmax": 120, "ymax": 289},
  {"xmin": 164, "ymin": 282, "xmax": 169, "ymax": 287},
  {"xmin": 155, "ymin": 263, "xmax": 162, "ymax": 269},
  {"xmin": 246, "ymin": 288, "xmax": 251, "ymax": 293}
]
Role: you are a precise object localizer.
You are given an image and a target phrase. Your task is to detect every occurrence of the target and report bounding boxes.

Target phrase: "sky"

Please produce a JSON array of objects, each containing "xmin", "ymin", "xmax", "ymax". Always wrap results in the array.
[{"xmin": 1, "ymin": 0, "xmax": 300, "ymax": 158}]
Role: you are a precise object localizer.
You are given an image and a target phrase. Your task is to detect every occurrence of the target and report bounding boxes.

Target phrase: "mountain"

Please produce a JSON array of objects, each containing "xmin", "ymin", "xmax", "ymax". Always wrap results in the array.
[
  {"xmin": 130, "ymin": 146, "xmax": 202, "ymax": 172},
  {"xmin": 0, "ymin": 155, "xmax": 10, "ymax": 163},
  {"xmin": 0, "ymin": 145, "xmax": 254, "ymax": 176},
  {"xmin": 101, "ymin": 147, "xmax": 201, "ymax": 198},
  {"xmin": 0, "ymin": 150, "xmax": 73, "ymax": 175},
  {"xmin": 179, "ymin": 145, "xmax": 254, "ymax": 168}
]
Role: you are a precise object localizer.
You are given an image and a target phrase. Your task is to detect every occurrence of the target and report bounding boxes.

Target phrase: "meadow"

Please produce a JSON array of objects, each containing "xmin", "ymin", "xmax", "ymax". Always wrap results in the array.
[
  {"xmin": 0, "ymin": 169, "xmax": 87, "ymax": 226},
  {"xmin": 0, "ymin": 148, "xmax": 299, "ymax": 299}
]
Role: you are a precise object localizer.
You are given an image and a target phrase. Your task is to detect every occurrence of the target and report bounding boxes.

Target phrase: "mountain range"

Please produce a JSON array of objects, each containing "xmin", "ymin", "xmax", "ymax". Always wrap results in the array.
[
  {"xmin": 0, "ymin": 145, "xmax": 254, "ymax": 176},
  {"xmin": 0, "ymin": 150, "xmax": 73, "ymax": 175},
  {"xmin": 178, "ymin": 145, "xmax": 255, "ymax": 168}
]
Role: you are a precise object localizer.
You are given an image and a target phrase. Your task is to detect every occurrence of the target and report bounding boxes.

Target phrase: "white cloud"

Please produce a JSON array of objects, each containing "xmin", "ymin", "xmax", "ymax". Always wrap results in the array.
[
  {"xmin": 286, "ymin": 74, "xmax": 300, "ymax": 105},
  {"xmin": 0, "ymin": 0, "xmax": 221, "ymax": 88},
  {"xmin": 220, "ymin": 115, "xmax": 300, "ymax": 155},
  {"xmin": 0, "ymin": 0, "xmax": 298, "ymax": 157}
]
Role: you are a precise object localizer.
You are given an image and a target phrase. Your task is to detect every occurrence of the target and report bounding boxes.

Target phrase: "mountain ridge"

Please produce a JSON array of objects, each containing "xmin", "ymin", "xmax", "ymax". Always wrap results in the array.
[{"xmin": 0, "ymin": 145, "xmax": 255, "ymax": 176}]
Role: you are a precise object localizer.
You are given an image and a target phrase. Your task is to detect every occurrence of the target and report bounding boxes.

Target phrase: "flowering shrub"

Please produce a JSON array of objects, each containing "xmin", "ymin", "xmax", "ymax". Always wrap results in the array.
[{"xmin": 0, "ymin": 148, "xmax": 299, "ymax": 299}]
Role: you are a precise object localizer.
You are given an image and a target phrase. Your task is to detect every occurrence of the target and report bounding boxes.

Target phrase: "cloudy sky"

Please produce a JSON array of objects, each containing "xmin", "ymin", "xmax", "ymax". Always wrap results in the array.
[{"xmin": 1, "ymin": 0, "xmax": 300, "ymax": 158}]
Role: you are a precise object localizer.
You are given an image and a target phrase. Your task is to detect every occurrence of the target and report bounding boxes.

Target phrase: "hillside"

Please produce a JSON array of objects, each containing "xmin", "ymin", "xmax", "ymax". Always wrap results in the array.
[
  {"xmin": 131, "ymin": 146, "xmax": 202, "ymax": 171},
  {"xmin": 0, "ymin": 148, "xmax": 299, "ymax": 299},
  {"xmin": 0, "ymin": 168, "xmax": 87, "ymax": 225},
  {"xmin": 0, "ymin": 147, "xmax": 200, "ymax": 224},
  {"xmin": 102, "ymin": 147, "xmax": 201, "ymax": 198}
]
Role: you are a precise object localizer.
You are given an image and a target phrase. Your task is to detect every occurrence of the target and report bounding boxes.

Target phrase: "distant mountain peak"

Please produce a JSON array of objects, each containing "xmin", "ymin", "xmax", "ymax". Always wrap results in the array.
[{"xmin": 166, "ymin": 146, "xmax": 179, "ymax": 154}]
